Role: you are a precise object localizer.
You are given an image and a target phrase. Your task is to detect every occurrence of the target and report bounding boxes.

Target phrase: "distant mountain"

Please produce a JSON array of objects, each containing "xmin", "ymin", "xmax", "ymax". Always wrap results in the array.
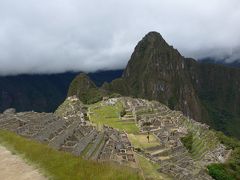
[
  {"xmin": 69, "ymin": 32, "xmax": 240, "ymax": 139},
  {"xmin": 199, "ymin": 58, "xmax": 240, "ymax": 68},
  {"xmin": 0, "ymin": 70, "xmax": 123, "ymax": 113}
]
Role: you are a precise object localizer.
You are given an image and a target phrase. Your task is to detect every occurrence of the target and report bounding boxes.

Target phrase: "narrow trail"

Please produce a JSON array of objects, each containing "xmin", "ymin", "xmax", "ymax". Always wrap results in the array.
[{"xmin": 0, "ymin": 145, "xmax": 46, "ymax": 180}]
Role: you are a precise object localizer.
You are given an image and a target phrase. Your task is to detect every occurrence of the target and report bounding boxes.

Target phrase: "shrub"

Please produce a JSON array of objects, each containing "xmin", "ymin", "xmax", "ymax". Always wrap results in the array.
[
  {"xmin": 181, "ymin": 132, "xmax": 193, "ymax": 152},
  {"xmin": 207, "ymin": 164, "xmax": 234, "ymax": 180}
]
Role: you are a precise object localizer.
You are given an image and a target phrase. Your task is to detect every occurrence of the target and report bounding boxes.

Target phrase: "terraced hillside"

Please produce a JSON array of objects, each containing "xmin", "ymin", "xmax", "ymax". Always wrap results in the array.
[
  {"xmin": 0, "ymin": 96, "xmax": 234, "ymax": 179},
  {"xmin": 118, "ymin": 97, "xmax": 231, "ymax": 179},
  {"xmin": 87, "ymin": 97, "xmax": 232, "ymax": 179},
  {"xmin": 0, "ymin": 97, "xmax": 138, "ymax": 167}
]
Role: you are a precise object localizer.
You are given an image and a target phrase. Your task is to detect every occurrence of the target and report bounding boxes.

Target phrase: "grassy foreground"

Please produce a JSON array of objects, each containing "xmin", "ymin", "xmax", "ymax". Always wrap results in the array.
[{"xmin": 0, "ymin": 130, "xmax": 141, "ymax": 180}]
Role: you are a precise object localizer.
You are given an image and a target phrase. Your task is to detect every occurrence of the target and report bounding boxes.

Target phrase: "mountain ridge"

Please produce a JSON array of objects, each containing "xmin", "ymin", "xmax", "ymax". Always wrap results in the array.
[{"xmin": 0, "ymin": 70, "xmax": 123, "ymax": 113}]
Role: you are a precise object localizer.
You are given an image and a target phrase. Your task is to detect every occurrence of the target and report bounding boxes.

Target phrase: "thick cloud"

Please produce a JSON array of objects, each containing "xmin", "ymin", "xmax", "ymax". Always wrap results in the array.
[{"xmin": 0, "ymin": 0, "xmax": 240, "ymax": 75}]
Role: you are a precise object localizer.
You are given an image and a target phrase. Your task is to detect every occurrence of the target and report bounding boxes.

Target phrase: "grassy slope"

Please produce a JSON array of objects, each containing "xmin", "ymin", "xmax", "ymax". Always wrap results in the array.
[
  {"xmin": 135, "ymin": 154, "xmax": 171, "ymax": 180},
  {"xmin": 89, "ymin": 102, "xmax": 139, "ymax": 134},
  {"xmin": 0, "ymin": 130, "xmax": 141, "ymax": 180},
  {"xmin": 182, "ymin": 118, "xmax": 220, "ymax": 161}
]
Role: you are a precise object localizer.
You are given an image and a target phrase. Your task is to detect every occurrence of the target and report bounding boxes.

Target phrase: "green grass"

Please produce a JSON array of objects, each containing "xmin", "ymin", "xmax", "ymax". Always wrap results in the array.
[
  {"xmin": 207, "ymin": 164, "xmax": 235, "ymax": 180},
  {"xmin": 0, "ymin": 130, "xmax": 141, "ymax": 180},
  {"xmin": 89, "ymin": 102, "xmax": 139, "ymax": 134},
  {"xmin": 81, "ymin": 142, "xmax": 93, "ymax": 157},
  {"xmin": 128, "ymin": 134, "xmax": 160, "ymax": 150},
  {"xmin": 135, "ymin": 154, "xmax": 171, "ymax": 180},
  {"xmin": 181, "ymin": 117, "xmax": 221, "ymax": 161},
  {"xmin": 91, "ymin": 136, "xmax": 104, "ymax": 158},
  {"xmin": 181, "ymin": 132, "xmax": 193, "ymax": 152}
]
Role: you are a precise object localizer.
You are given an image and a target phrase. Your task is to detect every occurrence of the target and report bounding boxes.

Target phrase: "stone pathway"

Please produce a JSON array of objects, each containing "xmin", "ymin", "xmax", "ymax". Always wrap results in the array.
[{"xmin": 0, "ymin": 145, "xmax": 46, "ymax": 180}]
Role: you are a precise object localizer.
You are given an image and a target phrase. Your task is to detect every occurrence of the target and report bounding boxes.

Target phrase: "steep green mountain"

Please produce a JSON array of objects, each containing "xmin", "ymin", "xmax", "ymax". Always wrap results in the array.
[
  {"xmin": 67, "ymin": 73, "xmax": 123, "ymax": 104},
  {"xmin": 67, "ymin": 73, "xmax": 106, "ymax": 104},
  {"xmin": 69, "ymin": 32, "xmax": 240, "ymax": 139},
  {"xmin": 104, "ymin": 32, "xmax": 207, "ymax": 122}
]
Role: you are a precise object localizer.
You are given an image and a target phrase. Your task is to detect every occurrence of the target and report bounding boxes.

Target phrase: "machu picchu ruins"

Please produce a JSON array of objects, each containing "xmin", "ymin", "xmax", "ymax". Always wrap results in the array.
[{"xmin": 0, "ymin": 96, "xmax": 232, "ymax": 179}]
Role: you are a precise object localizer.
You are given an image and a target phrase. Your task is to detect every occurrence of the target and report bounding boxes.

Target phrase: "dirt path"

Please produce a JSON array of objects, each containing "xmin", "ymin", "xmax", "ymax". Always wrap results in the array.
[{"xmin": 0, "ymin": 145, "xmax": 46, "ymax": 180}]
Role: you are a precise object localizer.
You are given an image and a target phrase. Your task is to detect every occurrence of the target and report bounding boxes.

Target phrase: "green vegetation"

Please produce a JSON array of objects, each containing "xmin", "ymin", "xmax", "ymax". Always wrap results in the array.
[
  {"xmin": 136, "ymin": 154, "xmax": 159, "ymax": 178},
  {"xmin": 68, "ymin": 73, "xmax": 105, "ymax": 104},
  {"xmin": 0, "ymin": 130, "xmax": 141, "ymax": 180},
  {"xmin": 207, "ymin": 131, "xmax": 240, "ymax": 180},
  {"xmin": 201, "ymin": 100, "xmax": 239, "ymax": 138},
  {"xmin": 181, "ymin": 132, "xmax": 193, "ymax": 152},
  {"xmin": 216, "ymin": 131, "xmax": 240, "ymax": 149},
  {"xmin": 102, "ymin": 78, "xmax": 129, "ymax": 96},
  {"xmin": 89, "ymin": 102, "xmax": 139, "ymax": 134},
  {"xmin": 120, "ymin": 107, "xmax": 126, "ymax": 117},
  {"xmin": 135, "ymin": 154, "xmax": 170, "ymax": 180},
  {"xmin": 191, "ymin": 131, "xmax": 219, "ymax": 160},
  {"xmin": 208, "ymin": 164, "xmax": 235, "ymax": 180},
  {"xmin": 78, "ymin": 88, "xmax": 104, "ymax": 104},
  {"xmin": 108, "ymin": 93, "xmax": 122, "ymax": 98},
  {"xmin": 168, "ymin": 96, "xmax": 177, "ymax": 110},
  {"xmin": 135, "ymin": 108, "xmax": 156, "ymax": 116},
  {"xmin": 182, "ymin": 119, "xmax": 220, "ymax": 161},
  {"xmin": 128, "ymin": 134, "xmax": 160, "ymax": 150},
  {"xmin": 81, "ymin": 142, "xmax": 93, "ymax": 157}
]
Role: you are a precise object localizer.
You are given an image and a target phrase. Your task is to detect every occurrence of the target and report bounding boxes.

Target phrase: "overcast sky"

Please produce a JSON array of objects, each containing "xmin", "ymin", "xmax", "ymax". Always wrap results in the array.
[{"xmin": 0, "ymin": 0, "xmax": 240, "ymax": 75}]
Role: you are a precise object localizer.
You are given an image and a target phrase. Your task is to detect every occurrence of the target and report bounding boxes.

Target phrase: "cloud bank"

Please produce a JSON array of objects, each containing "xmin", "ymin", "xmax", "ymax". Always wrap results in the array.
[{"xmin": 0, "ymin": 0, "xmax": 240, "ymax": 75}]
